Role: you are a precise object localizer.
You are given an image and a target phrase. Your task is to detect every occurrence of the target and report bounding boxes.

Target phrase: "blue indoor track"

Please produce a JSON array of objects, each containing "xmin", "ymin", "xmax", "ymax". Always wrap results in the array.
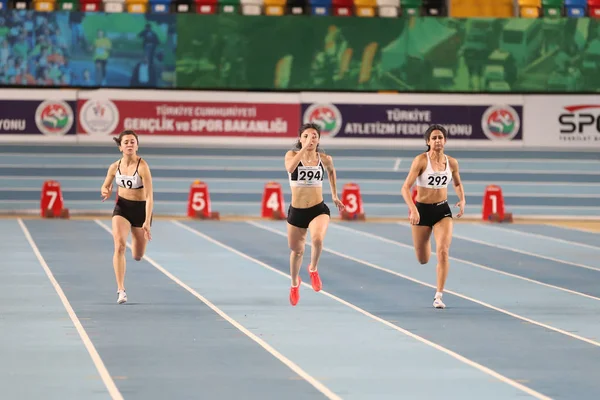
[
  {"xmin": 2, "ymin": 217, "xmax": 600, "ymax": 399},
  {"xmin": 1, "ymin": 143, "xmax": 600, "ymax": 399}
]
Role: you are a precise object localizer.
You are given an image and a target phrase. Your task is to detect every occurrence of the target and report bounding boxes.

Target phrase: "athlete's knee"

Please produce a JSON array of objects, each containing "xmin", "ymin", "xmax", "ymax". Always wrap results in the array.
[
  {"xmin": 114, "ymin": 241, "xmax": 126, "ymax": 255},
  {"xmin": 132, "ymin": 244, "xmax": 146, "ymax": 261},
  {"xmin": 311, "ymin": 236, "xmax": 324, "ymax": 248},
  {"xmin": 414, "ymin": 245, "xmax": 430, "ymax": 264},
  {"xmin": 290, "ymin": 238, "xmax": 304, "ymax": 254},
  {"xmin": 436, "ymin": 245, "xmax": 450, "ymax": 262},
  {"xmin": 290, "ymin": 248, "xmax": 304, "ymax": 258},
  {"xmin": 289, "ymin": 240, "xmax": 304, "ymax": 257}
]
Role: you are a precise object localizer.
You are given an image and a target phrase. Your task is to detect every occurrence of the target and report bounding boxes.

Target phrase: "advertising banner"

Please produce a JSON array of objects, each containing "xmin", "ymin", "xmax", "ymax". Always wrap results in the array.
[
  {"xmin": 524, "ymin": 96, "xmax": 600, "ymax": 148},
  {"xmin": 77, "ymin": 90, "xmax": 300, "ymax": 138},
  {"xmin": 301, "ymin": 93, "xmax": 523, "ymax": 142},
  {"xmin": 0, "ymin": 90, "xmax": 77, "ymax": 138}
]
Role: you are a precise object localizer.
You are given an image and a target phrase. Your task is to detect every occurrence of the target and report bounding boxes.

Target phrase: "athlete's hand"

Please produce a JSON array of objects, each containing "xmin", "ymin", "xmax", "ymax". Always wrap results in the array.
[
  {"xmin": 332, "ymin": 196, "xmax": 345, "ymax": 212},
  {"xmin": 455, "ymin": 200, "xmax": 466, "ymax": 218},
  {"xmin": 409, "ymin": 207, "xmax": 420, "ymax": 225},
  {"xmin": 142, "ymin": 221, "xmax": 152, "ymax": 241},
  {"xmin": 101, "ymin": 184, "xmax": 112, "ymax": 202},
  {"xmin": 301, "ymin": 133, "xmax": 318, "ymax": 149}
]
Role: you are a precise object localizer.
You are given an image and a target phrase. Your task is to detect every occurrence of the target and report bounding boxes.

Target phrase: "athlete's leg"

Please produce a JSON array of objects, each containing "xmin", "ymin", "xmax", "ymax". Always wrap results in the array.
[
  {"xmin": 411, "ymin": 225, "xmax": 433, "ymax": 264},
  {"xmin": 432, "ymin": 217, "xmax": 453, "ymax": 308},
  {"xmin": 112, "ymin": 216, "xmax": 130, "ymax": 302},
  {"xmin": 287, "ymin": 223, "xmax": 307, "ymax": 286},
  {"xmin": 130, "ymin": 227, "xmax": 148, "ymax": 261},
  {"xmin": 306, "ymin": 214, "xmax": 330, "ymax": 291},
  {"xmin": 287, "ymin": 223, "xmax": 307, "ymax": 306},
  {"xmin": 307, "ymin": 214, "xmax": 330, "ymax": 272}
]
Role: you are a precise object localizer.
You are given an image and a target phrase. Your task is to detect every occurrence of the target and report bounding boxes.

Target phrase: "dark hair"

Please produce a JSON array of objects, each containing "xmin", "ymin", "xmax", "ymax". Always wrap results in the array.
[
  {"xmin": 294, "ymin": 122, "xmax": 324, "ymax": 153},
  {"xmin": 113, "ymin": 130, "xmax": 139, "ymax": 147},
  {"xmin": 424, "ymin": 124, "xmax": 447, "ymax": 151}
]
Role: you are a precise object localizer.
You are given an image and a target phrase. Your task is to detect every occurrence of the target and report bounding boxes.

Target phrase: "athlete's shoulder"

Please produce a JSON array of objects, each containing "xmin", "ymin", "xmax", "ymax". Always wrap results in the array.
[
  {"xmin": 407, "ymin": 153, "xmax": 427, "ymax": 176},
  {"xmin": 321, "ymin": 153, "xmax": 333, "ymax": 164},
  {"xmin": 446, "ymin": 155, "xmax": 459, "ymax": 168},
  {"xmin": 412, "ymin": 152, "xmax": 428, "ymax": 165},
  {"xmin": 138, "ymin": 157, "xmax": 151, "ymax": 174},
  {"xmin": 285, "ymin": 150, "xmax": 297, "ymax": 157}
]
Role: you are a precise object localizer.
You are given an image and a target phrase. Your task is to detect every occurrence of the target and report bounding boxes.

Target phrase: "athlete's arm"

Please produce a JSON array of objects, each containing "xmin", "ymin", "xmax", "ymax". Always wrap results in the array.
[
  {"xmin": 322, "ymin": 155, "xmax": 345, "ymax": 211},
  {"xmin": 100, "ymin": 161, "xmax": 117, "ymax": 201},
  {"xmin": 284, "ymin": 147, "xmax": 308, "ymax": 173},
  {"xmin": 400, "ymin": 155, "xmax": 425, "ymax": 213},
  {"xmin": 449, "ymin": 157, "xmax": 465, "ymax": 218},
  {"xmin": 322, "ymin": 155, "xmax": 339, "ymax": 199},
  {"xmin": 138, "ymin": 161, "xmax": 154, "ymax": 223}
]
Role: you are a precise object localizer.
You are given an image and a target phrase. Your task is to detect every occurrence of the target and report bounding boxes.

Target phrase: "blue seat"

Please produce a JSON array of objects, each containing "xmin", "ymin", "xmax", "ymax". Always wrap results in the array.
[
  {"xmin": 309, "ymin": 0, "xmax": 330, "ymax": 14},
  {"xmin": 149, "ymin": 0, "xmax": 170, "ymax": 12},
  {"xmin": 0, "ymin": 0, "xmax": 6, "ymax": 10},
  {"xmin": 564, "ymin": 0, "xmax": 587, "ymax": 16}
]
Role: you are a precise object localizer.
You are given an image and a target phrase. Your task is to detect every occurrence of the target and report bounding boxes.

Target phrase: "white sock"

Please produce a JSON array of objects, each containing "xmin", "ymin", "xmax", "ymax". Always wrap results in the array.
[{"xmin": 435, "ymin": 291, "xmax": 443, "ymax": 299}]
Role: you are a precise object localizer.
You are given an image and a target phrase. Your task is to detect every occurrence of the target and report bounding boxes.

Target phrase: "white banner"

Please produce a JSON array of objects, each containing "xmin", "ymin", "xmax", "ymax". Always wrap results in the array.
[{"xmin": 524, "ymin": 95, "xmax": 600, "ymax": 148}]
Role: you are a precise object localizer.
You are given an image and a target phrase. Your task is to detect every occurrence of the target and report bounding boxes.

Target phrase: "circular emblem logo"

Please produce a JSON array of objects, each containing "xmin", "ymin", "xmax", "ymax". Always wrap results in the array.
[
  {"xmin": 79, "ymin": 99, "xmax": 120, "ymax": 136},
  {"xmin": 481, "ymin": 105, "xmax": 520, "ymax": 141},
  {"xmin": 35, "ymin": 100, "xmax": 74, "ymax": 136},
  {"xmin": 302, "ymin": 103, "xmax": 342, "ymax": 137}
]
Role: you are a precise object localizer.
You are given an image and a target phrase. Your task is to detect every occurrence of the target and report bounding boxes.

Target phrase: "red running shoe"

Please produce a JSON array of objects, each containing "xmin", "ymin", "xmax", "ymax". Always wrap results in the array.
[
  {"xmin": 290, "ymin": 277, "xmax": 301, "ymax": 306},
  {"xmin": 308, "ymin": 265, "xmax": 322, "ymax": 292}
]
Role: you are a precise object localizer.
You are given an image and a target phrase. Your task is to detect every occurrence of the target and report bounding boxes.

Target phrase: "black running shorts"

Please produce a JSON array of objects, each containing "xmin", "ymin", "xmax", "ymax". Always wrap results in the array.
[
  {"xmin": 415, "ymin": 200, "xmax": 452, "ymax": 227},
  {"xmin": 287, "ymin": 201, "xmax": 331, "ymax": 229},
  {"xmin": 112, "ymin": 196, "xmax": 151, "ymax": 228}
]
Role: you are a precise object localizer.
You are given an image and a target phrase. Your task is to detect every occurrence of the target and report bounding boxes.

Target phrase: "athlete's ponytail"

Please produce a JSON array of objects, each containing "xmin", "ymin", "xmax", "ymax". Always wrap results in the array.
[
  {"xmin": 113, "ymin": 130, "xmax": 139, "ymax": 147},
  {"xmin": 423, "ymin": 124, "xmax": 447, "ymax": 151}
]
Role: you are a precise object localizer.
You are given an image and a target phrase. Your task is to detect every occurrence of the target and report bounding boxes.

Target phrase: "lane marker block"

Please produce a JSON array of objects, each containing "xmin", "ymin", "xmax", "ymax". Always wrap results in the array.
[
  {"xmin": 340, "ymin": 183, "xmax": 365, "ymax": 221},
  {"xmin": 482, "ymin": 184, "xmax": 512, "ymax": 223},
  {"xmin": 187, "ymin": 180, "xmax": 220, "ymax": 220},
  {"xmin": 41, "ymin": 180, "xmax": 69, "ymax": 218},
  {"xmin": 261, "ymin": 182, "xmax": 286, "ymax": 220}
]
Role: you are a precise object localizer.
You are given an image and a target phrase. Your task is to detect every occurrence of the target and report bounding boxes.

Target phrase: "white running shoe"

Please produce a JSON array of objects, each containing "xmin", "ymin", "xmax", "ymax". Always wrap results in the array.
[
  {"xmin": 117, "ymin": 290, "xmax": 127, "ymax": 304},
  {"xmin": 433, "ymin": 296, "xmax": 445, "ymax": 309}
]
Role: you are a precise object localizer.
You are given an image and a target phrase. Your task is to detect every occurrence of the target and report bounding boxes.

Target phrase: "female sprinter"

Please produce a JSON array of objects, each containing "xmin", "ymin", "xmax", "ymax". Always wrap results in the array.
[
  {"xmin": 400, "ymin": 124, "xmax": 465, "ymax": 309},
  {"xmin": 285, "ymin": 123, "xmax": 345, "ymax": 306},
  {"xmin": 100, "ymin": 130, "xmax": 154, "ymax": 304}
]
